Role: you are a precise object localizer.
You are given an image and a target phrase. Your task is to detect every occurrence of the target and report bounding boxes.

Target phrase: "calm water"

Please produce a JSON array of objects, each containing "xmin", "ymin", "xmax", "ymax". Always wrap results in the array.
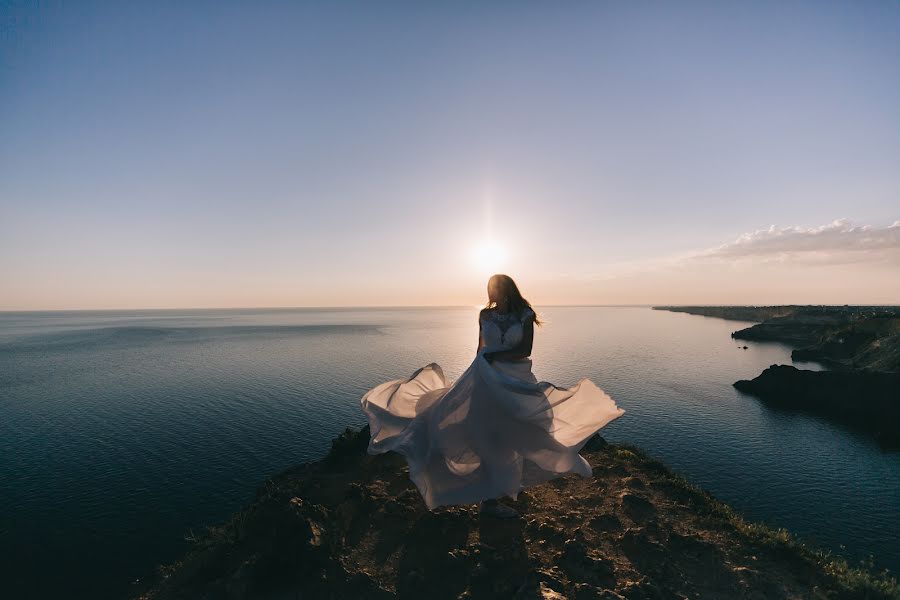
[{"xmin": 1, "ymin": 307, "xmax": 898, "ymax": 598}]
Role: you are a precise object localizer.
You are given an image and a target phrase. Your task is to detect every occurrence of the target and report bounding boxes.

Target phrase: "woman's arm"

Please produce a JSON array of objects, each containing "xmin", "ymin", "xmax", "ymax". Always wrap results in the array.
[
  {"xmin": 476, "ymin": 310, "xmax": 487, "ymax": 353},
  {"xmin": 484, "ymin": 317, "xmax": 534, "ymax": 362}
]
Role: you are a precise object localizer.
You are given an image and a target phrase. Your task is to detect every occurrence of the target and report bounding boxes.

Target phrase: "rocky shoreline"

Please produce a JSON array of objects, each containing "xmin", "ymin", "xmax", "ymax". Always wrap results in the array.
[
  {"xmin": 134, "ymin": 427, "xmax": 898, "ymax": 600},
  {"xmin": 651, "ymin": 306, "xmax": 799, "ymax": 324},
  {"xmin": 734, "ymin": 365, "xmax": 900, "ymax": 447},
  {"xmin": 653, "ymin": 306, "xmax": 900, "ymax": 446}
]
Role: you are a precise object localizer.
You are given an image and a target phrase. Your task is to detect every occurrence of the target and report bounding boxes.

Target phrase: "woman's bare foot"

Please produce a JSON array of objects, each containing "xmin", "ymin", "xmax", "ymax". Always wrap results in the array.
[{"xmin": 479, "ymin": 498, "xmax": 519, "ymax": 518}]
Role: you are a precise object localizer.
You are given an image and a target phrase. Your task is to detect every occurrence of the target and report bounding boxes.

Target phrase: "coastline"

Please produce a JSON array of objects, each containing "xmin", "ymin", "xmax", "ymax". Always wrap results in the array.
[
  {"xmin": 134, "ymin": 427, "xmax": 899, "ymax": 599},
  {"xmin": 653, "ymin": 305, "xmax": 900, "ymax": 447}
]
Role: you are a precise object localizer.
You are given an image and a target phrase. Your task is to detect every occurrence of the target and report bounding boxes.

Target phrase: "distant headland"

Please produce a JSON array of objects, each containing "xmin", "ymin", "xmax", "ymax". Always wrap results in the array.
[{"xmin": 653, "ymin": 305, "xmax": 900, "ymax": 447}]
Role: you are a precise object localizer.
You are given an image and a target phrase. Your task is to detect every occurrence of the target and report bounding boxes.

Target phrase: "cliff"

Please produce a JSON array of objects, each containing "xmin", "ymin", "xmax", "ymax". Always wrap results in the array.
[
  {"xmin": 653, "ymin": 305, "xmax": 900, "ymax": 371},
  {"xmin": 785, "ymin": 317, "xmax": 900, "ymax": 372},
  {"xmin": 134, "ymin": 427, "xmax": 898, "ymax": 600},
  {"xmin": 654, "ymin": 306, "xmax": 900, "ymax": 447},
  {"xmin": 734, "ymin": 365, "xmax": 900, "ymax": 448},
  {"xmin": 651, "ymin": 305, "xmax": 798, "ymax": 323}
]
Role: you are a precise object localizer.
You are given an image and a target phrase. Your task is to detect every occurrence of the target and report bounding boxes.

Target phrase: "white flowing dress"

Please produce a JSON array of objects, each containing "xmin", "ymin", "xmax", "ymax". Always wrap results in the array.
[{"xmin": 360, "ymin": 308, "xmax": 624, "ymax": 509}]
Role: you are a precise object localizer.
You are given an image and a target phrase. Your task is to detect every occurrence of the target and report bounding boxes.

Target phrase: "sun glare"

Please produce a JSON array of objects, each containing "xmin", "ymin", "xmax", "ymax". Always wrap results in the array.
[{"xmin": 470, "ymin": 239, "xmax": 509, "ymax": 275}]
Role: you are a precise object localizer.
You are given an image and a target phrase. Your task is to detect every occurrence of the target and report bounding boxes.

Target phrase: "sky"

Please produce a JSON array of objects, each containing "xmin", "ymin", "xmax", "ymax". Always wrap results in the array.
[{"xmin": 1, "ymin": 1, "xmax": 899, "ymax": 309}]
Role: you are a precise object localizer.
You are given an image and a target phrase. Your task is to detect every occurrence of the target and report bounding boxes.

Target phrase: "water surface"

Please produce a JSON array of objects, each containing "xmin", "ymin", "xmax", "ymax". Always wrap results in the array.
[{"xmin": 1, "ymin": 307, "xmax": 897, "ymax": 598}]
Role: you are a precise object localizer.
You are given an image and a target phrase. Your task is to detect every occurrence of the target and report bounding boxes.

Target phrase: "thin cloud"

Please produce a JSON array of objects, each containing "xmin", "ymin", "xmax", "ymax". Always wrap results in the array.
[
  {"xmin": 574, "ymin": 218, "xmax": 900, "ymax": 285},
  {"xmin": 693, "ymin": 219, "xmax": 900, "ymax": 265}
]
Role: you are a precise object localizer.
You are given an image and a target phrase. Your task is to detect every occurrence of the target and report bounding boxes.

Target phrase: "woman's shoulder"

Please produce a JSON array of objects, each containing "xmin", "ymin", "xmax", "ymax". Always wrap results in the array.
[{"xmin": 520, "ymin": 307, "xmax": 535, "ymax": 321}]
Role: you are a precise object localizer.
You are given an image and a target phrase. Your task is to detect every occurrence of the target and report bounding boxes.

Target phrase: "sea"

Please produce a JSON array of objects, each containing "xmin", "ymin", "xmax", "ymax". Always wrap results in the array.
[{"xmin": 1, "ymin": 306, "xmax": 898, "ymax": 599}]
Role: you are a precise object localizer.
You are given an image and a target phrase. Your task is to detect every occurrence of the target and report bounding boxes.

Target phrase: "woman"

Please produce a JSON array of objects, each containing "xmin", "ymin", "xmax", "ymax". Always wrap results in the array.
[{"xmin": 360, "ymin": 274, "xmax": 624, "ymax": 517}]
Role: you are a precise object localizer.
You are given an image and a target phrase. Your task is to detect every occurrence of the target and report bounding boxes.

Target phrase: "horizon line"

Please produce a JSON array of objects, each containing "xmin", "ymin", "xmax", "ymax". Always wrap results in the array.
[{"xmin": 2, "ymin": 302, "xmax": 899, "ymax": 314}]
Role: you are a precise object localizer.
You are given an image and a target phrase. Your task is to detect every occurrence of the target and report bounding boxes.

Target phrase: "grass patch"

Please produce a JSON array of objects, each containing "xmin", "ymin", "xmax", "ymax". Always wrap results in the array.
[{"xmin": 606, "ymin": 442, "xmax": 899, "ymax": 599}]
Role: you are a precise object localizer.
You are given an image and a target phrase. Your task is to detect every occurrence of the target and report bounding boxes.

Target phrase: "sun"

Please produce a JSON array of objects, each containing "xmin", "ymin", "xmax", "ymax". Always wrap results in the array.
[{"xmin": 470, "ymin": 239, "xmax": 509, "ymax": 275}]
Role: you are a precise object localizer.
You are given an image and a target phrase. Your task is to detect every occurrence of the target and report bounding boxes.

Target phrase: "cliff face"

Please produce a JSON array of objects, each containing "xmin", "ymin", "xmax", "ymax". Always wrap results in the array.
[
  {"xmin": 134, "ymin": 427, "xmax": 898, "ymax": 600},
  {"xmin": 655, "ymin": 306, "xmax": 900, "ymax": 447},
  {"xmin": 733, "ymin": 365, "xmax": 900, "ymax": 447},
  {"xmin": 786, "ymin": 317, "xmax": 900, "ymax": 372},
  {"xmin": 651, "ymin": 306, "xmax": 798, "ymax": 323},
  {"xmin": 653, "ymin": 306, "xmax": 900, "ymax": 365}
]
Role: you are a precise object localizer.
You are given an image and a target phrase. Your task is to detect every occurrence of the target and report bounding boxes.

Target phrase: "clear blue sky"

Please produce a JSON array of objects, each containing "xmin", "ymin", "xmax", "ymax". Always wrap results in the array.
[{"xmin": 2, "ymin": 1, "xmax": 899, "ymax": 308}]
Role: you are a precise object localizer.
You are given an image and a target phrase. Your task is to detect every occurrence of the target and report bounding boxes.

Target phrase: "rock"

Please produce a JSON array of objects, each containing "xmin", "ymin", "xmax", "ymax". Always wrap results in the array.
[
  {"xmin": 582, "ymin": 434, "xmax": 609, "ymax": 452},
  {"xmin": 574, "ymin": 584, "xmax": 627, "ymax": 600},
  {"xmin": 734, "ymin": 365, "xmax": 900, "ymax": 448},
  {"xmin": 621, "ymin": 493, "xmax": 656, "ymax": 521},
  {"xmin": 538, "ymin": 521, "xmax": 565, "ymax": 543},
  {"xmin": 589, "ymin": 513, "xmax": 623, "ymax": 533},
  {"xmin": 557, "ymin": 539, "xmax": 616, "ymax": 588},
  {"xmin": 512, "ymin": 569, "xmax": 566, "ymax": 599},
  {"xmin": 538, "ymin": 582, "xmax": 567, "ymax": 600},
  {"xmin": 620, "ymin": 578, "xmax": 665, "ymax": 600},
  {"xmin": 667, "ymin": 531, "xmax": 719, "ymax": 562},
  {"xmin": 535, "ymin": 567, "xmax": 566, "ymax": 592},
  {"xmin": 609, "ymin": 464, "xmax": 630, "ymax": 476},
  {"xmin": 330, "ymin": 425, "xmax": 371, "ymax": 458},
  {"xmin": 574, "ymin": 584, "xmax": 600, "ymax": 599},
  {"xmin": 623, "ymin": 476, "xmax": 645, "ymax": 490},
  {"xmin": 563, "ymin": 538, "xmax": 589, "ymax": 561},
  {"xmin": 620, "ymin": 529, "xmax": 665, "ymax": 572}
]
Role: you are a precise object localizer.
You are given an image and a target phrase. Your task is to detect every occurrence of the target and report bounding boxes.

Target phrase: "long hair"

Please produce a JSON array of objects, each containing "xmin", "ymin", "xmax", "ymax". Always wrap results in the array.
[{"xmin": 485, "ymin": 274, "xmax": 541, "ymax": 326}]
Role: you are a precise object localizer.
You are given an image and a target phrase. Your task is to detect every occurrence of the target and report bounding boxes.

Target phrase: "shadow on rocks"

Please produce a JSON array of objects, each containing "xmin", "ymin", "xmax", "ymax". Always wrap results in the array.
[{"xmin": 396, "ymin": 509, "xmax": 473, "ymax": 600}]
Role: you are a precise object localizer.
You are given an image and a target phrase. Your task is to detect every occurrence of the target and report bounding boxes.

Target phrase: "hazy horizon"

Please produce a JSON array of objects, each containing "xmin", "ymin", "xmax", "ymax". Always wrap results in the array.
[
  {"xmin": 3, "ymin": 2, "xmax": 899, "ymax": 310},
  {"xmin": 3, "ymin": 302, "xmax": 900, "ymax": 315}
]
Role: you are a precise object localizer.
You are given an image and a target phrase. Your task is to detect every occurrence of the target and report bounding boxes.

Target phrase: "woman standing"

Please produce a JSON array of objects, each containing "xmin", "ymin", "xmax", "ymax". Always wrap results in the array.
[{"xmin": 361, "ymin": 274, "xmax": 624, "ymax": 517}]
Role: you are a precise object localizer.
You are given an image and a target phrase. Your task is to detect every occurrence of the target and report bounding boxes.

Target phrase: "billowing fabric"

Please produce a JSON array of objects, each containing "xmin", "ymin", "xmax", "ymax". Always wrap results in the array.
[{"xmin": 360, "ymin": 308, "xmax": 624, "ymax": 509}]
